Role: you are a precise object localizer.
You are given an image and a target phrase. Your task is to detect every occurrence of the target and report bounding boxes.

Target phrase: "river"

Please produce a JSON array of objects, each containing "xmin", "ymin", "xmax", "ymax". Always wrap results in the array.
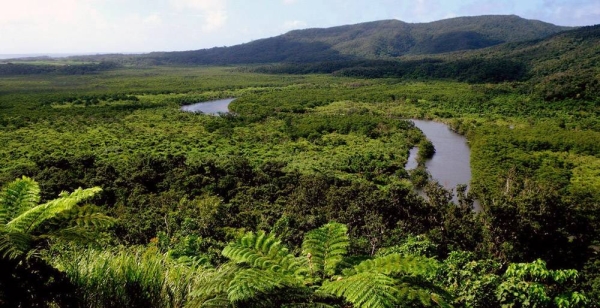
[
  {"xmin": 180, "ymin": 98, "xmax": 234, "ymax": 115},
  {"xmin": 406, "ymin": 119, "xmax": 479, "ymax": 209},
  {"xmin": 181, "ymin": 100, "xmax": 477, "ymax": 208}
]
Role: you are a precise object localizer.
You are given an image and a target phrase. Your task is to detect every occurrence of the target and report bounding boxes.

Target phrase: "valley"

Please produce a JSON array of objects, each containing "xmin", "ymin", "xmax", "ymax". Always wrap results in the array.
[{"xmin": 1, "ymin": 15, "xmax": 599, "ymax": 308}]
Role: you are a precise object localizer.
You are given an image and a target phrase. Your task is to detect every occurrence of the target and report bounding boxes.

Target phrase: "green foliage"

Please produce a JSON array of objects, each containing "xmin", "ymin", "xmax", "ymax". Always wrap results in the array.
[
  {"xmin": 497, "ymin": 259, "xmax": 588, "ymax": 307},
  {"xmin": 0, "ymin": 176, "xmax": 114, "ymax": 259},
  {"xmin": 54, "ymin": 246, "xmax": 204, "ymax": 308},
  {"xmin": 417, "ymin": 139, "xmax": 436, "ymax": 163},
  {"xmin": 73, "ymin": 15, "xmax": 567, "ymax": 65},
  {"xmin": 222, "ymin": 231, "xmax": 304, "ymax": 275},
  {"xmin": 320, "ymin": 272, "xmax": 401, "ymax": 307},
  {"xmin": 1, "ymin": 59, "xmax": 599, "ymax": 306},
  {"xmin": 188, "ymin": 222, "xmax": 447, "ymax": 307},
  {"xmin": 302, "ymin": 222, "xmax": 349, "ymax": 279},
  {"xmin": 437, "ymin": 251, "xmax": 502, "ymax": 307}
]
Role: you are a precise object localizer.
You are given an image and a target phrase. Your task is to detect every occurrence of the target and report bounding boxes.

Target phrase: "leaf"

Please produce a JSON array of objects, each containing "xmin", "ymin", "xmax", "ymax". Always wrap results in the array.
[
  {"xmin": 222, "ymin": 231, "xmax": 302, "ymax": 275},
  {"xmin": 320, "ymin": 272, "xmax": 400, "ymax": 308},
  {"xmin": 6, "ymin": 187, "xmax": 102, "ymax": 234},
  {"xmin": 354, "ymin": 253, "xmax": 437, "ymax": 277},
  {"xmin": 0, "ymin": 176, "xmax": 40, "ymax": 224},
  {"xmin": 227, "ymin": 268, "xmax": 302, "ymax": 303},
  {"xmin": 0, "ymin": 229, "xmax": 33, "ymax": 259},
  {"xmin": 302, "ymin": 222, "xmax": 349, "ymax": 278}
]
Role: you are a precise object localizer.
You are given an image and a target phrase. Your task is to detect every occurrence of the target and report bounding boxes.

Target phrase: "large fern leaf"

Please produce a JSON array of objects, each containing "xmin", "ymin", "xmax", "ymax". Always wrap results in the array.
[
  {"xmin": 353, "ymin": 253, "xmax": 437, "ymax": 277},
  {"xmin": 6, "ymin": 187, "xmax": 101, "ymax": 234},
  {"xmin": 222, "ymin": 231, "xmax": 303, "ymax": 275},
  {"xmin": 302, "ymin": 222, "xmax": 349, "ymax": 278},
  {"xmin": 320, "ymin": 272, "xmax": 400, "ymax": 308},
  {"xmin": 0, "ymin": 229, "xmax": 33, "ymax": 259},
  {"xmin": 227, "ymin": 268, "xmax": 303, "ymax": 303},
  {"xmin": 0, "ymin": 176, "xmax": 40, "ymax": 224},
  {"xmin": 189, "ymin": 262, "xmax": 240, "ymax": 305}
]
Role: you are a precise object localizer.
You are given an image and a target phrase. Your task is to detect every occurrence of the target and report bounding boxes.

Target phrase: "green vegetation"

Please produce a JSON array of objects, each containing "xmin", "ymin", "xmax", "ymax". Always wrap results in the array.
[{"xmin": 0, "ymin": 17, "xmax": 599, "ymax": 305}]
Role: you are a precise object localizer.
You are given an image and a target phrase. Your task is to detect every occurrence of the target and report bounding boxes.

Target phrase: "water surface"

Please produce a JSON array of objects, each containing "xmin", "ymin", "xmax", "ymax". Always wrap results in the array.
[
  {"xmin": 407, "ymin": 120, "xmax": 478, "ymax": 208},
  {"xmin": 180, "ymin": 98, "xmax": 234, "ymax": 115}
]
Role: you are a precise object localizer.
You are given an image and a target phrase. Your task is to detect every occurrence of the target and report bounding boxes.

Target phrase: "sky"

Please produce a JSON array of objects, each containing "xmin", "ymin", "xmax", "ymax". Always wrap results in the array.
[{"xmin": 1, "ymin": 0, "xmax": 599, "ymax": 55}]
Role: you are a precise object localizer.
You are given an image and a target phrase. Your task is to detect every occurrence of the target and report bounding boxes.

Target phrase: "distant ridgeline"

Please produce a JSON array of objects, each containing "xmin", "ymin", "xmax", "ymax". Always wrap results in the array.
[
  {"xmin": 2, "ymin": 15, "xmax": 599, "ymax": 96},
  {"xmin": 147, "ymin": 15, "xmax": 571, "ymax": 64},
  {"xmin": 0, "ymin": 61, "xmax": 120, "ymax": 75}
]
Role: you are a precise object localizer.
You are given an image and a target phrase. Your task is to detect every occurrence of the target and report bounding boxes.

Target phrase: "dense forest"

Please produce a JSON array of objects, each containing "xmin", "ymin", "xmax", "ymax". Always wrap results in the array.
[{"xmin": 1, "ymin": 15, "xmax": 600, "ymax": 308}]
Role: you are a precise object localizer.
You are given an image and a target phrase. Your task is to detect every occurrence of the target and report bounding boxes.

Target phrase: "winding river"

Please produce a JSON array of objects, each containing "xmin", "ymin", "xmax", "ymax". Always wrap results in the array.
[
  {"xmin": 406, "ymin": 120, "xmax": 479, "ymax": 209},
  {"xmin": 181, "ymin": 100, "xmax": 477, "ymax": 208}
]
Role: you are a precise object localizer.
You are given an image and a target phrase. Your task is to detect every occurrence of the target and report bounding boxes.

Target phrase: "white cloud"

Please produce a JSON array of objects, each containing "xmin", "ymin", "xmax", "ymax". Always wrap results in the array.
[
  {"xmin": 170, "ymin": 0, "xmax": 224, "ymax": 11},
  {"xmin": 283, "ymin": 20, "xmax": 307, "ymax": 30},
  {"xmin": 143, "ymin": 14, "xmax": 163, "ymax": 26},
  {"xmin": 282, "ymin": 0, "xmax": 298, "ymax": 4},
  {"xmin": 203, "ymin": 10, "xmax": 227, "ymax": 32},
  {"xmin": 538, "ymin": 0, "xmax": 600, "ymax": 26},
  {"xmin": 169, "ymin": 0, "xmax": 228, "ymax": 32}
]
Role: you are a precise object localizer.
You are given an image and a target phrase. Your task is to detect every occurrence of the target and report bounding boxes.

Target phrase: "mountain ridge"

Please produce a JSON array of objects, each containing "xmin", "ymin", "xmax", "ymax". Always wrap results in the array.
[{"xmin": 143, "ymin": 15, "xmax": 571, "ymax": 64}]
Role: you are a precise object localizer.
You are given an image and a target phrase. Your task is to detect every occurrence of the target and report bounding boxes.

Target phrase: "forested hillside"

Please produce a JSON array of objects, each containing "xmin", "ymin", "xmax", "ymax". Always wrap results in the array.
[
  {"xmin": 149, "ymin": 15, "xmax": 568, "ymax": 64},
  {"xmin": 0, "ymin": 14, "xmax": 599, "ymax": 308},
  {"xmin": 0, "ymin": 64, "xmax": 598, "ymax": 306},
  {"xmin": 34, "ymin": 15, "xmax": 567, "ymax": 66}
]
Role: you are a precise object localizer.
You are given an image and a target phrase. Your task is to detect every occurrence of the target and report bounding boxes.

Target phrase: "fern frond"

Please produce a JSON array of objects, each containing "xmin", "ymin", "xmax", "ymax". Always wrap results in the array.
[
  {"xmin": 0, "ymin": 176, "xmax": 40, "ymax": 224},
  {"xmin": 191, "ymin": 262, "xmax": 240, "ymax": 299},
  {"xmin": 284, "ymin": 303, "xmax": 336, "ymax": 308},
  {"xmin": 6, "ymin": 187, "xmax": 101, "ymax": 234},
  {"xmin": 320, "ymin": 272, "xmax": 400, "ymax": 308},
  {"xmin": 302, "ymin": 222, "xmax": 349, "ymax": 278},
  {"xmin": 227, "ymin": 268, "xmax": 303, "ymax": 303},
  {"xmin": 198, "ymin": 295, "xmax": 231, "ymax": 307},
  {"xmin": 42, "ymin": 226, "xmax": 104, "ymax": 245},
  {"xmin": 354, "ymin": 253, "xmax": 437, "ymax": 277},
  {"xmin": 222, "ymin": 231, "xmax": 301, "ymax": 275},
  {"xmin": 0, "ymin": 229, "xmax": 33, "ymax": 259}
]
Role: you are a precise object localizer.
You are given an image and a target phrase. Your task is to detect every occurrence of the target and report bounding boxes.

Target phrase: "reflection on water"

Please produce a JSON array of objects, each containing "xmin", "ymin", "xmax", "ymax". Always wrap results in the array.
[
  {"xmin": 180, "ymin": 98, "xmax": 235, "ymax": 115},
  {"xmin": 407, "ymin": 120, "xmax": 480, "ymax": 210}
]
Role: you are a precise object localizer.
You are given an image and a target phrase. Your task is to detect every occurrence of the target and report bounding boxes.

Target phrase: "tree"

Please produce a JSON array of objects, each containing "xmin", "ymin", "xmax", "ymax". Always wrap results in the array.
[
  {"xmin": 0, "ymin": 176, "xmax": 115, "ymax": 307},
  {"xmin": 497, "ymin": 259, "xmax": 588, "ymax": 308},
  {"xmin": 191, "ymin": 222, "xmax": 449, "ymax": 307},
  {"xmin": 0, "ymin": 176, "xmax": 115, "ymax": 259}
]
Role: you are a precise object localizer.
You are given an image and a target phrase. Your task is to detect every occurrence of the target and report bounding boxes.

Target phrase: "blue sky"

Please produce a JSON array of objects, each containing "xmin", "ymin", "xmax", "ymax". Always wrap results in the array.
[{"xmin": 1, "ymin": 0, "xmax": 599, "ymax": 54}]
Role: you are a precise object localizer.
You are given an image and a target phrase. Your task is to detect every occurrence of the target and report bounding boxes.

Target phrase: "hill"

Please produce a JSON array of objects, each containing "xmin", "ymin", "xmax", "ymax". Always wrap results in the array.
[{"xmin": 143, "ymin": 15, "xmax": 569, "ymax": 65}]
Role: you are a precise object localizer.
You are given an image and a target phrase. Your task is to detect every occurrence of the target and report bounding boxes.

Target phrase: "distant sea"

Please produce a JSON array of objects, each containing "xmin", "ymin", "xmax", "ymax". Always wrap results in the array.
[
  {"xmin": 0, "ymin": 53, "xmax": 95, "ymax": 60},
  {"xmin": 0, "ymin": 52, "xmax": 146, "ymax": 60}
]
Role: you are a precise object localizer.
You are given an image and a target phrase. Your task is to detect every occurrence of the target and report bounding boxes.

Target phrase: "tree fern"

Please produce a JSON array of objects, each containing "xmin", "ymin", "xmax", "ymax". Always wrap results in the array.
[
  {"xmin": 227, "ymin": 268, "xmax": 302, "ymax": 303},
  {"xmin": 320, "ymin": 272, "xmax": 400, "ymax": 308},
  {"xmin": 0, "ymin": 177, "xmax": 113, "ymax": 260},
  {"xmin": 223, "ymin": 231, "xmax": 304, "ymax": 275},
  {"xmin": 0, "ymin": 176, "xmax": 40, "ymax": 224},
  {"xmin": 353, "ymin": 253, "xmax": 436, "ymax": 277},
  {"xmin": 321, "ymin": 253, "xmax": 446, "ymax": 307},
  {"xmin": 6, "ymin": 187, "xmax": 102, "ymax": 234},
  {"xmin": 302, "ymin": 222, "xmax": 349, "ymax": 278},
  {"xmin": 0, "ymin": 230, "xmax": 32, "ymax": 259},
  {"xmin": 209, "ymin": 223, "xmax": 448, "ymax": 307}
]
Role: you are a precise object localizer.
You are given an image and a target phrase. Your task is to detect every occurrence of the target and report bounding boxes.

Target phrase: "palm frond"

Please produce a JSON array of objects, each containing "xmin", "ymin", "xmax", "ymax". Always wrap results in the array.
[
  {"xmin": 6, "ymin": 187, "xmax": 101, "ymax": 234},
  {"xmin": 222, "ymin": 231, "xmax": 302, "ymax": 275},
  {"xmin": 0, "ymin": 176, "xmax": 40, "ymax": 224},
  {"xmin": 302, "ymin": 222, "xmax": 349, "ymax": 278},
  {"xmin": 320, "ymin": 272, "xmax": 400, "ymax": 308}
]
